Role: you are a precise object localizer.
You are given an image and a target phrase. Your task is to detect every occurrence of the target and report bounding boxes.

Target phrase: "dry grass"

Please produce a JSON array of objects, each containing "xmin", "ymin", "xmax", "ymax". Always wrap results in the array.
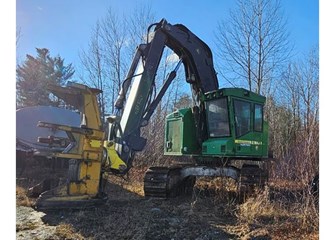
[
  {"xmin": 55, "ymin": 224, "xmax": 85, "ymax": 240},
  {"xmin": 195, "ymin": 177, "xmax": 237, "ymax": 198},
  {"xmin": 194, "ymin": 176, "xmax": 319, "ymax": 239},
  {"xmin": 223, "ymin": 224, "xmax": 270, "ymax": 240},
  {"xmin": 16, "ymin": 186, "xmax": 33, "ymax": 207},
  {"xmin": 107, "ymin": 167, "xmax": 147, "ymax": 196},
  {"xmin": 16, "ymin": 221, "xmax": 39, "ymax": 232},
  {"xmin": 269, "ymin": 178, "xmax": 305, "ymax": 190},
  {"xmin": 112, "ymin": 177, "xmax": 144, "ymax": 196},
  {"xmin": 298, "ymin": 193, "xmax": 319, "ymax": 232},
  {"xmin": 237, "ymin": 187, "xmax": 290, "ymax": 224},
  {"xmin": 235, "ymin": 185, "xmax": 318, "ymax": 239}
]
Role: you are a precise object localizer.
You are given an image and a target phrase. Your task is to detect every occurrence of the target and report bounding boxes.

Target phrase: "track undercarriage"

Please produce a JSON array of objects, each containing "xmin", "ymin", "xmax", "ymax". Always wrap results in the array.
[{"xmin": 143, "ymin": 161, "xmax": 268, "ymax": 199}]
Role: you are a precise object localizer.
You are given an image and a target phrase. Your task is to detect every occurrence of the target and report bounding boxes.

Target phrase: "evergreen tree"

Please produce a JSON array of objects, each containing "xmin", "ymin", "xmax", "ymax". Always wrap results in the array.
[{"xmin": 16, "ymin": 48, "xmax": 75, "ymax": 108}]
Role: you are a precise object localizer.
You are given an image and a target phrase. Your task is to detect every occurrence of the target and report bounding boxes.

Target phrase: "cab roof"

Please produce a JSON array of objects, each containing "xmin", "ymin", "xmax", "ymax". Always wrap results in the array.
[{"xmin": 203, "ymin": 88, "xmax": 266, "ymax": 104}]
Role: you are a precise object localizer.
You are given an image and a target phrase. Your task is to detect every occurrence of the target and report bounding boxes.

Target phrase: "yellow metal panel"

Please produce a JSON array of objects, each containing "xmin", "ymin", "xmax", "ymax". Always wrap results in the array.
[
  {"xmin": 54, "ymin": 153, "xmax": 82, "ymax": 159},
  {"xmin": 83, "ymin": 152, "xmax": 100, "ymax": 161},
  {"xmin": 43, "ymin": 195, "xmax": 94, "ymax": 201},
  {"xmin": 68, "ymin": 181, "xmax": 100, "ymax": 196},
  {"xmin": 90, "ymin": 139, "xmax": 103, "ymax": 148},
  {"xmin": 68, "ymin": 161, "xmax": 101, "ymax": 195},
  {"xmin": 104, "ymin": 141, "xmax": 127, "ymax": 171}
]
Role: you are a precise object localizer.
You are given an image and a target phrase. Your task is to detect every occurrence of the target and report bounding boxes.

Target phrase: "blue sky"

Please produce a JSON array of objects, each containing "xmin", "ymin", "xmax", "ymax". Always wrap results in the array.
[{"xmin": 16, "ymin": 0, "xmax": 319, "ymax": 73}]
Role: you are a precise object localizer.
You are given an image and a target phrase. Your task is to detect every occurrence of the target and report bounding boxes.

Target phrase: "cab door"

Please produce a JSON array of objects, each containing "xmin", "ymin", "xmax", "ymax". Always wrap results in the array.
[
  {"xmin": 252, "ymin": 103, "xmax": 264, "ymax": 156},
  {"xmin": 233, "ymin": 98, "xmax": 253, "ymax": 155}
]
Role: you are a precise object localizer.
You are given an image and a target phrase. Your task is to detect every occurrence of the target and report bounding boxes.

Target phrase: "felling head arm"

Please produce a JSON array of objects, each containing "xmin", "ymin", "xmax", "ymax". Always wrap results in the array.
[
  {"xmin": 47, "ymin": 81, "xmax": 103, "ymax": 131},
  {"xmin": 33, "ymin": 82, "xmax": 106, "ymax": 210}
]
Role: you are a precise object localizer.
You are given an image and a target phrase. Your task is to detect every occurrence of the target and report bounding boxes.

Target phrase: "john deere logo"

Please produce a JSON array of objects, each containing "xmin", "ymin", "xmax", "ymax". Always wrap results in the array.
[{"xmin": 235, "ymin": 140, "xmax": 262, "ymax": 145}]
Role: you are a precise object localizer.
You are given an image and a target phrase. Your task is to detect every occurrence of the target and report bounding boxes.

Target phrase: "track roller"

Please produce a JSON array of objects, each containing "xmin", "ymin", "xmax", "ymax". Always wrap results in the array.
[{"xmin": 143, "ymin": 166, "xmax": 195, "ymax": 198}]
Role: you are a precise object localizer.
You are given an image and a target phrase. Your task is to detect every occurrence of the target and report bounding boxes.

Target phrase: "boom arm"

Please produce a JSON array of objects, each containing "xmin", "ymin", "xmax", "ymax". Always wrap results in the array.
[{"xmin": 109, "ymin": 19, "xmax": 219, "ymax": 171}]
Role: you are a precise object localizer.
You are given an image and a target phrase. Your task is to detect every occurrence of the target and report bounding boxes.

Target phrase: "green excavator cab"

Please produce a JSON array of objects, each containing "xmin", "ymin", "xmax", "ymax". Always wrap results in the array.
[{"xmin": 164, "ymin": 88, "xmax": 269, "ymax": 160}]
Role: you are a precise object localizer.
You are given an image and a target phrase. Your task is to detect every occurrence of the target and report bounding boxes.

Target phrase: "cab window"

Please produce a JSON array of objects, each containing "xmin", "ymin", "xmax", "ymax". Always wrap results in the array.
[
  {"xmin": 234, "ymin": 99, "xmax": 251, "ymax": 137},
  {"xmin": 254, "ymin": 104, "xmax": 263, "ymax": 132},
  {"xmin": 206, "ymin": 98, "xmax": 230, "ymax": 137}
]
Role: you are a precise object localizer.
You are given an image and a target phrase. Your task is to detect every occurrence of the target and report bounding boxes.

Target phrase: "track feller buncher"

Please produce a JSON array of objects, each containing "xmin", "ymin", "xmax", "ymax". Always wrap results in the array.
[{"xmin": 25, "ymin": 19, "xmax": 270, "ymax": 209}]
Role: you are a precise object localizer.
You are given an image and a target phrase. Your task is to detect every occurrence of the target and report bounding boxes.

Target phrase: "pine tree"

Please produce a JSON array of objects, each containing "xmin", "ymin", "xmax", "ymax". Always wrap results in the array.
[{"xmin": 16, "ymin": 48, "xmax": 75, "ymax": 108}]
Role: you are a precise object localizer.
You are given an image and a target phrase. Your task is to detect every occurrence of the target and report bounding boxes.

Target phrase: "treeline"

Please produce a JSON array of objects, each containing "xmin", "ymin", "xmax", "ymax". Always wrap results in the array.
[
  {"xmin": 266, "ymin": 48, "xmax": 319, "ymax": 183},
  {"xmin": 16, "ymin": 0, "xmax": 318, "ymax": 183}
]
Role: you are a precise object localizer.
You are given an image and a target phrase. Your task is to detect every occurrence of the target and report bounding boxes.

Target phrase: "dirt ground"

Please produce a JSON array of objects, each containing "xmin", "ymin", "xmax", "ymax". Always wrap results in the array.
[{"xmin": 16, "ymin": 165, "xmax": 319, "ymax": 240}]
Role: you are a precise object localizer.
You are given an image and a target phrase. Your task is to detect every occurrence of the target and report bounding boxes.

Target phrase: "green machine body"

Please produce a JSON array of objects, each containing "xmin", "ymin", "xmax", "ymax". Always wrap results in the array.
[{"xmin": 164, "ymin": 88, "xmax": 269, "ymax": 162}]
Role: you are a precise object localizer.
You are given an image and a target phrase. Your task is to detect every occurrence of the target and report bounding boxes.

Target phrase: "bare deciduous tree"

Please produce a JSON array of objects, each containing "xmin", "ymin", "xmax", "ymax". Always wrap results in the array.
[
  {"xmin": 79, "ymin": 22, "xmax": 107, "ymax": 118},
  {"xmin": 215, "ymin": 0, "xmax": 292, "ymax": 94},
  {"xmin": 79, "ymin": 5, "xmax": 156, "ymax": 118},
  {"xmin": 16, "ymin": 26, "xmax": 21, "ymax": 48},
  {"xmin": 99, "ymin": 9, "xmax": 128, "ymax": 115},
  {"xmin": 125, "ymin": 4, "xmax": 156, "ymax": 50},
  {"xmin": 269, "ymin": 46, "xmax": 319, "ymax": 182}
]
